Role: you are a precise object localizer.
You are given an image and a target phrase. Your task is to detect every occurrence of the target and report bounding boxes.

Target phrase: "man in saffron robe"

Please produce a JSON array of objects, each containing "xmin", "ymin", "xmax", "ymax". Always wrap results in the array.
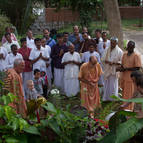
[
  {"xmin": 4, "ymin": 59, "xmax": 27, "ymax": 117},
  {"xmin": 78, "ymin": 56, "xmax": 102, "ymax": 115},
  {"xmin": 117, "ymin": 41, "xmax": 141, "ymax": 111}
]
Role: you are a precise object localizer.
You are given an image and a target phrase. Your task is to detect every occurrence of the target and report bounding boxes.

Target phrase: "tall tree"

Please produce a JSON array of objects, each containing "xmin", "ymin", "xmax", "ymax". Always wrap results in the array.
[
  {"xmin": 103, "ymin": 0, "xmax": 123, "ymax": 49},
  {"xmin": 0, "ymin": 0, "xmax": 44, "ymax": 33}
]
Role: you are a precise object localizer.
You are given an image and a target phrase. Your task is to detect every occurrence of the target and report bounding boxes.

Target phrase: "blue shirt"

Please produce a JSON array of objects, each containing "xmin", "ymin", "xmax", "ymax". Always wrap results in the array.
[
  {"xmin": 46, "ymin": 37, "xmax": 56, "ymax": 48},
  {"xmin": 33, "ymin": 78, "xmax": 44, "ymax": 95},
  {"xmin": 68, "ymin": 33, "xmax": 83, "ymax": 52},
  {"xmin": 82, "ymin": 51, "xmax": 101, "ymax": 64}
]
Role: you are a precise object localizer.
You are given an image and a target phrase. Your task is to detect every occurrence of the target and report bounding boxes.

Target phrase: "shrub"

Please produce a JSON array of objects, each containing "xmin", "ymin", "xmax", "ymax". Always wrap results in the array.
[{"xmin": 0, "ymin": 12, "xmax": 12, "ymax": 40}]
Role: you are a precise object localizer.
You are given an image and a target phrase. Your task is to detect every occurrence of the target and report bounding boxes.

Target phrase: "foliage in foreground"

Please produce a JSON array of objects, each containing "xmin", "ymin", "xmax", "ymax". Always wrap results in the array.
[{"xmin": 99, "ymin": 95, "xmax": 143, "ymax": 143}]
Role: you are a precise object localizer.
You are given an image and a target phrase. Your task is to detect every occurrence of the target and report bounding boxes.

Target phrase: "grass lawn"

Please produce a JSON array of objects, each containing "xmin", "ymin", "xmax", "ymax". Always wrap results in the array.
[{"xmin": 58, "ymin": 19, "xmax": 143, "ymax": 35}]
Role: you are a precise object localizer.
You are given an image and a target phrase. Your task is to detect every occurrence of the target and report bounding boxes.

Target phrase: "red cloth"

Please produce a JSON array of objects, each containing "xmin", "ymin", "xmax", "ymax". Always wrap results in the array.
[{"xmin": 18, "ymin": 47, "xmax": 32, "ymax": 72}]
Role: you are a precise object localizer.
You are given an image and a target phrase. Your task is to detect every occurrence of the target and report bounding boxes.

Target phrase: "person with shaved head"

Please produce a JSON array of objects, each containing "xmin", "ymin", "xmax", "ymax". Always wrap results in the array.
[
  {"xmin": 117, "ymin": 41, "xmax": 142, "ymax": 111},
  {"xmin": 62, "ymin": 43, "xmax": 81, "ymax": 97},
  {"xmin": 78, "ymin": 56, "xmax": 102, "ymax": 117}
]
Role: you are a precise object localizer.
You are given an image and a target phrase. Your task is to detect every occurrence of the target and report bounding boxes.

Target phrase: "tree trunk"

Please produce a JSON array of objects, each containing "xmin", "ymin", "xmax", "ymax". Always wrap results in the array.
[{"xmin": 103, "ymin": 0, "xmax": 124, "ymax": 49}]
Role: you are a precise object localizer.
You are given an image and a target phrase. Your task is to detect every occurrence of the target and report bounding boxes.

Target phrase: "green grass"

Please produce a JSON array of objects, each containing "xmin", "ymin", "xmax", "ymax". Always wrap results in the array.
[{"xmin": 58, "ymin": 19, "xmax": 143, "ymax": 35}]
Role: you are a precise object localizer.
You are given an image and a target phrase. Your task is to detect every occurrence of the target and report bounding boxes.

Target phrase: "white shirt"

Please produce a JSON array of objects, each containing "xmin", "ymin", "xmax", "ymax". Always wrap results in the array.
[
  {"xmin": 26, "ymin": 37, "xmax": 36, "ymax": 50},
  {"xmin": 82, "ymin": 51, "xmax": 101, "ymax": 63},
  {"xmin": 42, "ymin": 45, "xmax": 51, "ymax": 64},
  {"xmin": 5, "ymin": 53, "xmax": 23, "ymax": 69},
  {"xmin": 62, "ymin": 52, "xmax": 81, "ymax": 79},
  {"xmin": 3, "ymin": 40, "xmax": 20, "ymax": 54},
  {"xmin": 101, "ymin": 45, "xmax": 123, "ymax": 79},
  {"xmin": 0, "ymin": 47, "xmax": 8, "ymax": 71},
  {"xmin": 29, "ymin": 46, "xmax": 49, "ymax": 72},
  {"xmin": 98, "ymin": 40, "xmax": 110, "ymax": 57}
]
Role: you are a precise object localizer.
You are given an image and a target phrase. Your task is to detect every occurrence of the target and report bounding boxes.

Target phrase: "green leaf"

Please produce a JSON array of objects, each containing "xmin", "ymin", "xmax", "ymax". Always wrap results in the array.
[
  {"xmin": 8, "ymin": 93, "xmax": 17, "ymax": 102},
  {"xmin": 111, "ymin": 95, "xmax": 143, "ymax": 103},
  {"xmin": 48, "ymin": 118, "xmax": 61, "ymax": 135},
  {"xmin": 10, "ymin": 118, "xmax": 19, "ymax": 131},
  {"xmin": 5, "ymin": 137, "xmax": 19, "ymax": 143},
  {"xmin": 2, "ymin": 95, "xmax": 11, "ymax": 105},
  {"xmin": 19, "ymin": 118, "xmax": 28, "ymax": 131},
  {"xmin": 0, "ymin": 105, "xmax": 5, "ymax": 117},
  {"xmin": 99, "ymin": 118, "xmax": 143, "ymax": 143},
  {"xmin": 23, "ymin": 126, "xmax": 40, "ymax": 135},
  {"xmin": 42, "ymin": 102, "xmax": 57, "ymax": 113},
  {"xmin": 4, "ymin": 106, "xmax": 15, "ymax": 120}
]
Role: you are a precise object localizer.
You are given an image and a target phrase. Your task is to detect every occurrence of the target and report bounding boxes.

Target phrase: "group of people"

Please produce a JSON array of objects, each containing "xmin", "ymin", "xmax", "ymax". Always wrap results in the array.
[{"xmin": 0, "ymin": 25, "xmax": 142, "ymax": 117}]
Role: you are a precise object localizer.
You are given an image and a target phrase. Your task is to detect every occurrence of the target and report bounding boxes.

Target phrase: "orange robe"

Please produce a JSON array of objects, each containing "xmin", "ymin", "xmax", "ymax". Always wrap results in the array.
[
  {"xmin": 78, "ymin": 63, "xmax": 102, "ymax": 112},
  {"xmin": 4, "ymin": 69, "xmax": 27, "ymax": 117},
  {"xmin": 121, "ymin": 52, "xmax": 141, "ymax": 111}
]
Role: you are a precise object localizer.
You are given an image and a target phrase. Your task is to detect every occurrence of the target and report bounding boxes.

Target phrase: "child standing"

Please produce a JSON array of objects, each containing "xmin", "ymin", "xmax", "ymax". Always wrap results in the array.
[
  {"xmin": 33, "ymin": 69, "xmax": 44, "ymax": 95},
  {"xmin": 40, "ymin": 71, "xmax": 48, "ymax": 97}
]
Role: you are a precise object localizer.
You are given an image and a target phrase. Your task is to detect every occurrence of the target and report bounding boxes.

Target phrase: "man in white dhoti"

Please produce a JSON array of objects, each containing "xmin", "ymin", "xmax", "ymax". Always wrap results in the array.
[
  {"xmin": 5, "ymin": 44, "xmax": 23, "ymax": 69},
  {"xmin": 0, "ymin": 46, "xmax": 7, "ymax": 71},
  {"xmin": 51, "ymin": 34, "xmax": 68, "ymax": 93},
  {"xmin": 62, "ymin": 44, "xmax": 81, "ymax": 97},
  {"xmin": 41, "ymin": 38, "xmax": 52, "ymax": 91},
  {"xmin": 29, "ymin": 38, "xmax": 49, "ymax": 73},
  {"xmin": 101, "ymin": 37, "xmax": 123, "ymax": 101}
]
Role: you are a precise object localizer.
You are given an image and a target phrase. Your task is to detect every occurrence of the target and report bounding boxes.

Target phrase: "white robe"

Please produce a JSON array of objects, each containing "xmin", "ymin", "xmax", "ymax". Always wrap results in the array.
[
  {"xmin": 26, "ymin": 37, "xmax": 36, "ymax": 50},
  {"xmin": 54, "ymin": 68, "xmax": 64, "ymax": 93},
  {"xmin": 101, "ymin": 45, "xmax": 123, "ymax": 101},
  {"xmin": 42, "ymin": 45, "xmax": 53, "ymax": 90},
  {"xmin": 5, "ymin": 53, "xmax": 23, "ymax": 69},
  {"xmin": 0, "ymin": 47, "xmax": 8, "ymax": 71},
  {"xmin": 3, "ymin": 40, "xmax": 20, "ymax": 54},
  {"xmin": 62, "ymin": 52, "xmax": 81, "ymax": 97},
  {"xmin": 82, "ymin": 51, "xmax": 101, "ymax": 63},
  {"xmin": 98, "ymin": 40, "xmax": 110, "ymax": 58},
  {"xmin": 29, "ymin": 47, "xmax": 49, "ymax": 72}
]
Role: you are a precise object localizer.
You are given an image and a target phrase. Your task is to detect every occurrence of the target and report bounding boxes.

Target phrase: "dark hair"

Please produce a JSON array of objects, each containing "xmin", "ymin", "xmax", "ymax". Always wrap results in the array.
[
  {"xmin": 50, "ymin": 29, "xmax": 57, "ymax": 34},
  {"xmin": 128, "ymin": 41, "xmax": 135, "ymax": 48},
  {"xmin": 41, "ymin": 37, "xmax": 46, "ymax": 41},
  {"xmin": 82, "ymin": 32, "xmax": 88, "ymax": 35},
  {"xmin": 95, "ymin": 29, "xmax": 102, "ymax": 33},
  {"xmin": 136, "ymin": 76, "xmax": 143, "ymax": 88},
  {"xmin": 130, "ymin": 70, "xmax": 142, "ymax": 78},
  {"xmin": 131, "ymin": 71, "xmax": 143, "ymax": 88},
  {"xmin": 34, "ymin": 69, "xmax": 40, "ymax": 75},
  {"xmin": 34, "ymin": 38, "xmax": 41, "ymax": 43},
  {"xmin": 43, "ymin": 28, "xmax": 50, "ymax": 32},
  {"xmin": 102, "ymin": 32, "xmax": 107, "ymax": 35},
  {"xmin": 5, "ymin": 27, "xmax": 10, "ymax": 31},
  {"xmin": 27, "ymin": 29, "xmax": 32, "ymax": 32},
  {"xmin": 56, "ymin": 33, "xmax": 63, "ymax": 38},
  {"xmin": 63, "ymin": 32, "xmax": 69, "ymax": 35},
  {"xmin": 5, "ymin": 32, "xmax": 11, "ymax": 37},
  {"xmin": 88, "ymin": 39, "xmax": 97, "ymax": 48},
  {"xmin": 20, "ymin": 38, "xmax": 26, "ymax": 43},
  {"xmin": 11, "ymin": 44, "xmax": 17, "ymax": 50}
]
